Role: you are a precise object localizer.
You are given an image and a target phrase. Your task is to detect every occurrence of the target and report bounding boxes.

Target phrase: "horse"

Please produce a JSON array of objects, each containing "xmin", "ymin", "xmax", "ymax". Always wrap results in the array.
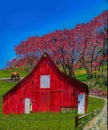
[{"xmin": 11, "ymin": 71, "xmax": 20, "ymax": 82}]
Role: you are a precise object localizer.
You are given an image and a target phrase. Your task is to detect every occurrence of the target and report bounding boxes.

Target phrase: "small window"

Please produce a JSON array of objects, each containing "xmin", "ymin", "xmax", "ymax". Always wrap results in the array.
[{"xmin": 40, "ymin": 75, "xmax": 50, "ymax": 88}]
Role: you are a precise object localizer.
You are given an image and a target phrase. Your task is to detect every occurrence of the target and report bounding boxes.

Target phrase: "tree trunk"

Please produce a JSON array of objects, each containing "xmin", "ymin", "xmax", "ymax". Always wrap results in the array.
[
  {"xmin": 90, "ymin": 45, "xmax": 97, "ymax": 72},
  {"xmin": 98, "ymin": 40, "xmax": 106, "ymax": 72},
  {"xmin": 80, "ymin": 58, "xmax": 92, "ymax": 78},
  {"xmin": 69, "ymin": 68, "xmax": 76, "ymax": 79}
]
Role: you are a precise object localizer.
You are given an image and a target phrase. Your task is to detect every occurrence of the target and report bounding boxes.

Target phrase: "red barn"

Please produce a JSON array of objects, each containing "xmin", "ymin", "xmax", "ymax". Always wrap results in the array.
[{"xmin": 3, "ymin": 54, "xmax": 89, "ymax": 114}]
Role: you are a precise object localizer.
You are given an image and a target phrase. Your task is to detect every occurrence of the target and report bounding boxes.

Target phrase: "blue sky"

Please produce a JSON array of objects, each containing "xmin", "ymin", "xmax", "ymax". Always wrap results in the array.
[{"xmin": 0, "ymin": 0, "xmax": 107, "ymax": 69}]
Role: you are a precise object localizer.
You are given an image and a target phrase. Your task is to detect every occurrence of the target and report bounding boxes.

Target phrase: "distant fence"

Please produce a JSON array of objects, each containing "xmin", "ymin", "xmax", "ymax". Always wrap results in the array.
[{"xmin": 75, "ymin": 108, "xmax": 101, "ymax": 128}]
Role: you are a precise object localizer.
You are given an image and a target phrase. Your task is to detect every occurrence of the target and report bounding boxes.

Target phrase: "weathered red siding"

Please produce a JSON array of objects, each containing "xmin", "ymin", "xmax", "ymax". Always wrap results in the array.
[{"xmin": 3, "ymin": 54, "xmax": 89, "ymax": 114}]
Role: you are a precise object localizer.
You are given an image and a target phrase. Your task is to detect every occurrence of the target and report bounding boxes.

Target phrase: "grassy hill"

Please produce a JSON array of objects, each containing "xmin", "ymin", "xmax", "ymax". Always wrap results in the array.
[
  {"xmin": 75, "ymin": 66, "xmax": 107, "ymax": 92},
  {"xmin": 0, "ymin": 69, "xmax": 28, "ymax": 78}
]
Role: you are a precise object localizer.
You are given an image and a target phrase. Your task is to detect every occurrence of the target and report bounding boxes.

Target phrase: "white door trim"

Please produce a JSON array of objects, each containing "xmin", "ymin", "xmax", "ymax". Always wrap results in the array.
[
  {"xmin": 24, "ymin": 98, "xmax": 31, "ymax": 114},
  {"xmin": 78, "ymin": 93, "xmax": 85, "ymax": 114}
]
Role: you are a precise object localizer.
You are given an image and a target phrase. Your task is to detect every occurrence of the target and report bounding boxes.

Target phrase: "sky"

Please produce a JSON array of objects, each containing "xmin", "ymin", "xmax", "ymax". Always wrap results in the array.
[{"xmin": 0, "ymin": 0, "xmax": 107, "ymax": 69}]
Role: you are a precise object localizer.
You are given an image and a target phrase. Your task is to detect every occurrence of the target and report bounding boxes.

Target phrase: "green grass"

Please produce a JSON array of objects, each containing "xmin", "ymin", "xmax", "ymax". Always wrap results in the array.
[
  {"xmin": 0, "ymin": 80, "xmax": 105, "ymax": 130},
  {"xmin": 86, "ymin": 96, "xmax": 105, "ymax": 113},
  {"xmin": 0, "ymin": 112, "xmax": 75, "ymax": 130},
  {"xmin": 0, "ymin": 81, "xmax": 17, "ymax": 97}
]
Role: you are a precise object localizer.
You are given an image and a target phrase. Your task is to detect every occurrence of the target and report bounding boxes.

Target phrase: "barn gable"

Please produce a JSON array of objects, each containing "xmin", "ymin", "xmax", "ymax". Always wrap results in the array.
[{"xmin": 3, "ymin": 53, "xmax": 89, "ymax": 114}]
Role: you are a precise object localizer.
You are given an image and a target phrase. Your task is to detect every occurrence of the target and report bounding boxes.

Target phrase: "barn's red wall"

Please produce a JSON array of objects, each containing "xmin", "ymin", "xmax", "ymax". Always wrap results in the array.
[{"xmin": 3, "ymin": 55, "xmax": 88, "ymax": 114}]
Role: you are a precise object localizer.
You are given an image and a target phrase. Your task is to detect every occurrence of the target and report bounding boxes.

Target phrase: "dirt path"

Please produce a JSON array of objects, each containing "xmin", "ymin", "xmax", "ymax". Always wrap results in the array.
[
  {"xmin": 0, "ymin": 77, "xmax": 24, "ymax": 82},
  {"xmin": 83, "ymin": 95, "xmax": 107, "ymax": 130}
]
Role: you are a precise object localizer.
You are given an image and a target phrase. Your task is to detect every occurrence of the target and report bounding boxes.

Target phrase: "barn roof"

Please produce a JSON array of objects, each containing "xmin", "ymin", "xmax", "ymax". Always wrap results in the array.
[{"xmin": 3, "ymin": 53, "xmax": 89, "ymax": 97}]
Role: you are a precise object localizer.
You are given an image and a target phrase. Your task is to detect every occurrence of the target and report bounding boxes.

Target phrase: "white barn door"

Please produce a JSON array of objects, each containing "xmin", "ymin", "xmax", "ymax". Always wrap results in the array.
[
  {"xmin": 78, "ymin": 94, "xmax": 85, "ymax": 114},
  {"xmin": 24, "ymin": 98, "xmax": 31, "ymax": 114}
]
